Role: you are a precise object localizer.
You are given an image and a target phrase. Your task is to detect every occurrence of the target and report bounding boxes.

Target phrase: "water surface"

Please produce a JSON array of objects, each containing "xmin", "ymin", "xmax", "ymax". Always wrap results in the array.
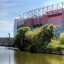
[{"xmin": 0, "ymin": 46, "xmax": 64, "ymax": 64}]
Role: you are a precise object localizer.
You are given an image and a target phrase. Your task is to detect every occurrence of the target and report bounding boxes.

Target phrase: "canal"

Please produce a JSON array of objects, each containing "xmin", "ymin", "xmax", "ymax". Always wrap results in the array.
[{"xmin": 0, "ymin": 46, "xmax": 64, "ymax": 64}]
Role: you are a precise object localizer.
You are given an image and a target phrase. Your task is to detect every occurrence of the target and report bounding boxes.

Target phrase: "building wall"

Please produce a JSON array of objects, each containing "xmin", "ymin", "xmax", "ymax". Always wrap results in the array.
[
  {"xmin": 17, "ymin": 19, "xmax": 25, "ymax": 26},
  {"xmin": 17, "ymin": 19, "xmax": 25, "ymax": 29},
  {"xmin": 14, "ymin": 11, "xmax": 64, "ymax": 37},
  {"xmin": 14, "ymin": 19, "xmax": 18, "ymax": 36},
  {"xmin": 14, "ymin": 16, "xmax": 22, "ymax": 36},
  {"xmin": 47, "ymin": 12, "xmax": 63, "ymax": 36}
]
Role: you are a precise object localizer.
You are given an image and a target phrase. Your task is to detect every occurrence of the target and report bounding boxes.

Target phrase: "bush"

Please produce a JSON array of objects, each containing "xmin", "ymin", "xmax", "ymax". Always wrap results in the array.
[
  {"xmin": 14, "ymin": 27, "xmax": 31, "ymax": 50},
  {"xmin": 39, "ymin": 45, "xmax": 47, "ymax": 50},
  {"xmin": 25, "ymin": 28, "xmax": 41, "ymax": 44},
  {"xmin": 47, "ymin": 40, "xmax": 64, "ymax": 52},
  {"xmin": 29, "ymin": 43, "xmax": 41, "ymax": 52},
  {"xmin": 59, "ymin": 32, "xmax": 64, "ymax": 43},
  {"xmin": 38, "ymin": 24, "xmax": 55, "ymax": 43},
  {"xmin": 39, "ymin": 44, "xmax": 52, "ymax": 53},
  {"xmin": 4, "ymin": 43, "xmax": 8, "ymax": 47},
  {"xmin": 14, "ymin": 24, "xmax": 56, "ymax": 51},
  {"xmin": 25, "ymin": 31, "xmax": 34, "ymax": 44},
  {"xmin": 18, "ymin": 27, "xmax": 31, "ymax": 43}
]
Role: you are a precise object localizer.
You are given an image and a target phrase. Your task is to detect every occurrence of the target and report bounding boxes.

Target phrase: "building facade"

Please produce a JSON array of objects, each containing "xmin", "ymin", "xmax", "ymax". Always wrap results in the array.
[
  {"xmin": 14, "ymin": 2, "xmax": 64, "ymax": 37},
  {"xmin": 14, "ymin": 15, "xmax": 23, "ymax": 36}
]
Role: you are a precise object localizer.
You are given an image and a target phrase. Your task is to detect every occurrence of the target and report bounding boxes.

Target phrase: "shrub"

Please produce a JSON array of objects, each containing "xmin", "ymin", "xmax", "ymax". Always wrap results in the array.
[
  {"xmin": 14, "ymin": 27, "xmax": 31, "ymax": 50},
  {"xmin": 29, "ymin": 43, "xmax": 41, "ymax": 52},
  {"xmin": 38, "ymin": 24, "xmax": 55, "ymax": 43},
  {"xmin": 39, "ymin": 45, "xmax": 47, "ymax": 50},
  {"xmin": 47, "ymin": 40, "xmax": 63, "ymax": 52},
  {"xmin": 18, "ymin": 27, "xmax": 31, "ymax": 43},
  {"xmin": 25, "ymin": 28, "xmax": 41, "ymax": 44},
  {"xmin": 25, "ymin": 31, "xmax": 34, "ymax": 44},
  {"xmin": 59, "ymin": 32, "xmax": 64, "ymax": 43},
  {"xmin": 4, "ymin": 43, "xmax": 8, "ymax": 47},
  {"xmin": 14, "ymin": 24, "xmax": 56, "ymax": 51}
]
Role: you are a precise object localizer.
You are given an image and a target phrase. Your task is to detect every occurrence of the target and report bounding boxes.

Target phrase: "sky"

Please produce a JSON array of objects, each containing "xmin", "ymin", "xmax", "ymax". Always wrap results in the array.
[{"xmin": 0, "ymin": 0, "xmax": 64, "ymax": 37}]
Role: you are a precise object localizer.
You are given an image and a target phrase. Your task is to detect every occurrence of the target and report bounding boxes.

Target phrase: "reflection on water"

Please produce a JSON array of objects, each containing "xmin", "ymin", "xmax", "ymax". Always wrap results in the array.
[
  {"xmin": 0, "ymin": 47, "xmax": 64, "ymax": 64},
  {"xmin": 14, "ymin": 51, "xmax": 64, "ymax": 64},
  {"xmin": 0, "ymin": 46, "xmax": 14, "ymax": 64}
]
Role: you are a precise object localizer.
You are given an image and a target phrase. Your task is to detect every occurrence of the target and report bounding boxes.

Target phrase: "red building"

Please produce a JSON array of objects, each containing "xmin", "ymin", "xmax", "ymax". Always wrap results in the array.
[{"xmin": 16, "ymin": 2, "xmax": 64, "ymax": 36}]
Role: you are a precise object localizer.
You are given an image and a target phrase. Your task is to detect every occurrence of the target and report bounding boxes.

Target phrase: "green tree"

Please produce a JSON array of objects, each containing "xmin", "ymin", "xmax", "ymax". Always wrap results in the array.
[
  {"xmin": 14, "ymin": 27, "xmax": 31, "ymax": 50},
  {"xmin": 39, "ymin": 24, "xmax": 55, "ymax": 44},
  {"xmin": 14, "ymin": 33, "xmax": 22, "ymax": 48},
  {"xmin": 59, "ymin": 32, "xmax": 64, "ymax": 43}
]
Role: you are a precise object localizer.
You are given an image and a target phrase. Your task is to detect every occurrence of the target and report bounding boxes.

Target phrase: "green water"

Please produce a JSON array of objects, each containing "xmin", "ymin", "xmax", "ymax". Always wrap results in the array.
[
  {"xmin": 0, "ymin": 47, "xmax": 64, "ymax": 64},
  {"xmin": 14, "ymin": 51, "xmax": 64, "ymax": 64}
]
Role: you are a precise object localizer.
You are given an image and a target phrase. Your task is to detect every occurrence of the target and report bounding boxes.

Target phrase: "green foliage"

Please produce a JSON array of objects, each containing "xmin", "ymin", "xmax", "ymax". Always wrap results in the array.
[
  {"xmin": 25, "ymin": 24, "xmax": 55, "ymax": 44},
  {"xmin": 47, "ymin": 40, "xmax": 64, "ymax": 52},
  {"xmin": 38, "ymin": 24, "xmax": 55, "ymax": 43},
  {"xmin": 48, "ymin": 40, "xmax": 61, "ymax": 47},
  {"xmin": 59, "ymin": 32, "xmax": 64, "ymax": 43},
  {"xmin": 14, "ymin": 24, "xmax": 56, "ymax": 52},
  {"xmin": 14, "ymin": 33, "xmax": 22, "ymax": 48},
  {"xmin": 14, "ymin": 27, "xmax": 31, "ymax": 50},
  {"xmin": 25, "ymin": 31, "xmax": 34, "ymax": 44},
  {"xmin": 39, "ymin": 40, "xmax": 64, "ymax": 53},
  {"xmin": 39, "ymin": 45, "xmax": 47, "ymax": 51},
  {"xmin": 18, "ymin": 27, "xmax": 31, "ymax": 43},
  {"xmin": 29, "ymin": 43, "xmax": 42, "ymax": 52},
  {"xmin": 25, "ymin": 28, "xmax": 41, "ymax": 44},
  {"xmin": 4, "ymin": 43, "xmax": 8, "ymax": 47}
]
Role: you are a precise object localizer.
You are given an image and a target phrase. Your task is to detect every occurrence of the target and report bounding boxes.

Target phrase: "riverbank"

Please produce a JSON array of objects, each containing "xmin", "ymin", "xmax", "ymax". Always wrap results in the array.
[
  {"xmin": 13, "ymin": 25, "xmax": 64, "ymax": 55},
  {"xmin": 7, "ymin": 47, "xmax": 19, "ymax": 51},
  {"xmin": 19, "ymin": 40, "xmax": 64, "ymax": 55},
  {"xmin": 6, "ymin": 44, "xmax": 64, "ymax": 55},
  {"xmin": 29, "ymin": 49, "xmax": 64, "ymax": 55},
  {"xmin": 20, "ymin": 48, "xmax": 64, "ymax": 55}
]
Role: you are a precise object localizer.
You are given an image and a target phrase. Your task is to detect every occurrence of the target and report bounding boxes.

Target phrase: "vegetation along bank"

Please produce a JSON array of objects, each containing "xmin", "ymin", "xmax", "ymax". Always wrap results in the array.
[{"xmin": 14, "ymin": 24, "xmax": 64, "ymax": 55}]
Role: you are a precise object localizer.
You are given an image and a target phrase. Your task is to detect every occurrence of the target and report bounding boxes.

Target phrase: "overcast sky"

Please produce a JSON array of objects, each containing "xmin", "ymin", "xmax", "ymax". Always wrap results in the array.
[{"xmin": 0, "ymin": 0, "xmax": 64, "ymax": 37}]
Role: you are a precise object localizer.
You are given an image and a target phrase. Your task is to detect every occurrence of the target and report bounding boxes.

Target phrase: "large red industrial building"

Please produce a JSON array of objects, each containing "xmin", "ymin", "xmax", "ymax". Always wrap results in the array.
[{"xmin": 14, "ymin": 2, "xmax": 64, "ymax": 36}]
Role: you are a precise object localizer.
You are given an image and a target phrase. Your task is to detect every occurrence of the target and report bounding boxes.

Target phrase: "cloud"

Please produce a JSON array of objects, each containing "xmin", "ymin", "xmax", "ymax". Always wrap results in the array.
[
  {"xmin": 0, "ymin": 12, "xmax": 8, "ymax": 17},
  {"xmin": 41, "ymin": 0, "xmax": 64, "ymax": 7},
  {"xmin": 0, "ymin": 0, "xmax": 7, "ymax": 3},
  {"xmin": 0, "ymin": 0, "xmax": 19, "ymax": 9},
  {"xmin": 1, "ymin": 3, "xmax": 18, "ymax": 7},
  {"xmin": 0, "ymin": 20, "xmax": 14, "ymax": 37},
  {"xmin": 0, "ymin": 0, "xmax": 18, "ymax": 37},
  {"xmin": 0, "ymin": 1, "xmax": 19, "ymax": 15}
]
